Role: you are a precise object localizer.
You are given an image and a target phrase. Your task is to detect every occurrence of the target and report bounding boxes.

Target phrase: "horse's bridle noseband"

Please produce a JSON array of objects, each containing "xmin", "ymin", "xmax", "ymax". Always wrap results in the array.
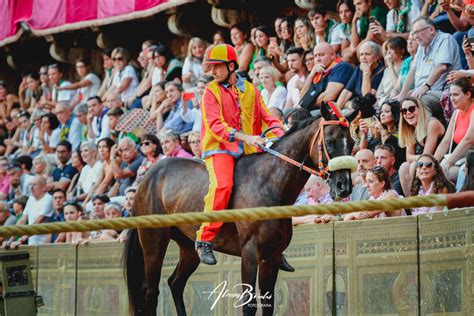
[{"xmin": 260, "ymin": 102, "xmax": 350, "ymax": 178}]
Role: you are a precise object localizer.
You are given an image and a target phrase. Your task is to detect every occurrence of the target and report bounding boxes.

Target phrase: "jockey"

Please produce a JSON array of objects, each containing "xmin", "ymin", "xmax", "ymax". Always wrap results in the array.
[{"xmin": 195, "ymin": 44, "xmax": 286, "ymax": 265}]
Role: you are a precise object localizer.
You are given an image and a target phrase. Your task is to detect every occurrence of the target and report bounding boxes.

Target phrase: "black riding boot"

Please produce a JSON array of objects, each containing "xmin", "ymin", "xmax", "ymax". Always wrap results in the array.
[
  {"xmin": 279, "ymin": 254, "xmax": 295, "ymax": 272},
  {"xmin": 196, "ymin": 241, "xmax": 217, "ymax": 265}
]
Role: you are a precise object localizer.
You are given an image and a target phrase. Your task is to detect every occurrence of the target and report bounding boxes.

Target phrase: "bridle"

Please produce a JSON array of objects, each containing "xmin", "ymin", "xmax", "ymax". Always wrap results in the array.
[{"xmin": 260, "ymin": 102, "xmax": 349, "ymax": 178}]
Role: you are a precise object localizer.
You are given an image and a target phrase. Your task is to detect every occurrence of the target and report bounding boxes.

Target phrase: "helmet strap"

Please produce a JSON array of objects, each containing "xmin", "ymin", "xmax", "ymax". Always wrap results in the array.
[{"xmin": 223, "ymin": 62, "xmax": 236, "ymax": 85}]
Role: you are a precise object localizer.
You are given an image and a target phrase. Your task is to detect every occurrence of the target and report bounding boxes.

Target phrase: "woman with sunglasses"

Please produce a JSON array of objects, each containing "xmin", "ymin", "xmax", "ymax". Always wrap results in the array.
[
  {"xmin": 111, "ymin": 47, "xmax": 139, "ymax": 103},
  {"xmin": 398, "ymin": 97, "xmax": 445, "ymax": 195},
  {"xmin": 133, "ymin": 134, "xmax": 164, "ymax": 186},
  {"xmin": 345, "ymin": 166, "xmax": 404, "ymax": 220},
  {"xmin": 410, "ymin": 154, "xmax": 455, "ymax": 215},
  {"xmin": 434, "ymin": 78, "xmax": 474, "ymax": 182}
]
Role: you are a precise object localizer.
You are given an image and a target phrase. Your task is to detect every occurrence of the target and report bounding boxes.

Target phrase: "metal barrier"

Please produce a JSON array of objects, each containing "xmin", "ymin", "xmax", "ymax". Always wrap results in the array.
[{"xmin": 7, "ymin": 208, "xmax": 474, "ymax": 315}]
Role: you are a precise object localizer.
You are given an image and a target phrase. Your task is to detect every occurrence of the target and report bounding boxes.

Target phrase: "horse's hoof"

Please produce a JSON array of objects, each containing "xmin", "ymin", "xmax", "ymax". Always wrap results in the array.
[{"xmin": 279, "ymin": 255, "xmax": 295, "ymax": 272}]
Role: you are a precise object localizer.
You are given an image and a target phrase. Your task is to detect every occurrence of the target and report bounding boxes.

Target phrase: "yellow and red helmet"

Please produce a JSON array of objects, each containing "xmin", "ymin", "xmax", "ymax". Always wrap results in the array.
[{"xmin": 205, "ymin": 44, "xmax": 238, "ymax": 65}]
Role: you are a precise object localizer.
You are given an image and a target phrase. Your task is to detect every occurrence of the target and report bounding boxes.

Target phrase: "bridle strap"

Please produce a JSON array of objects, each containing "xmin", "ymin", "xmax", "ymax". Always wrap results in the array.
[{"xmin": 258, "ymin": 144, "xmax": 320, "ymax": 175}]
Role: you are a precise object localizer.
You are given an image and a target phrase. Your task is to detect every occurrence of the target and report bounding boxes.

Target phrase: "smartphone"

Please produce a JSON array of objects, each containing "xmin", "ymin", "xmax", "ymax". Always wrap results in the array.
[
  {"xmin": 468, "ymin": 37, "xmax": 474, "ymax": 54},
  {"xmin": 369, "ymin": 16, "xmax": 377, "ymax": 24},
  {"xmin": 182, "ymin": 92, "xmax": 195, "ymax": 101},
  {"xmin": 363, "ymin": 116, "xmax": 377, "ymax": 127}
]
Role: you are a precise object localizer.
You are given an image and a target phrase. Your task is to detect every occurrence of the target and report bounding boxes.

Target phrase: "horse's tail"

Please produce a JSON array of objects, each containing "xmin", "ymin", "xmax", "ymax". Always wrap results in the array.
[{"xmin": 123, "ymin": 228, "xmax": 145, "ymax": 314}]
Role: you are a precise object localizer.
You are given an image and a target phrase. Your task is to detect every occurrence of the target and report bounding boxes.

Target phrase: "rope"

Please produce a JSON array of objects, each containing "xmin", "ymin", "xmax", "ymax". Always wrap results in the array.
[{"xmin": 0, "ymin": 194, "xmax": 449, "ymax": 238}]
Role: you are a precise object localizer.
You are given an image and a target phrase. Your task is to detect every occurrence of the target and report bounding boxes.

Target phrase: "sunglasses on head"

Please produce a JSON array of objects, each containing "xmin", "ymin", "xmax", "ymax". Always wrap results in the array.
[
  {"xmin": 416, "ymin": 161, "xmax": 434, "ymax": 168},
  {"xmin": 401, "ymin": 105, "xmax": 417, "ymax": 115},
  {"xmin": 113, "ymin": 56, "xmax": 124, "ymax": 61},
  {"xmin": 48, "ymin": 64, "xmax": 59, "ymax": 69}
]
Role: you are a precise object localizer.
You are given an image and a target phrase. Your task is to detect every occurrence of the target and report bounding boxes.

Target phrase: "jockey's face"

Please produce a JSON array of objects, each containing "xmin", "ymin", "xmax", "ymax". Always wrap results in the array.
[{"xmin": 210, "ymin": 63, "xmax": 231, "ymax": 83}]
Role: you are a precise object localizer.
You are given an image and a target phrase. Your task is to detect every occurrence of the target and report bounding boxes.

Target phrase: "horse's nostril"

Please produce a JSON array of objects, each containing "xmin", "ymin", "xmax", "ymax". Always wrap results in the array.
[{"xmin": 337, "ymin": 181, "xmax": 345, "ymax": 191}]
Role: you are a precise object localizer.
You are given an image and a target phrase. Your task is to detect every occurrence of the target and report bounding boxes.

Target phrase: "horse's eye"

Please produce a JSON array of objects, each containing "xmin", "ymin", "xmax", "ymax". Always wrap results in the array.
[{"xmin": 326, "ymin": 140, "xmax": 334, "ymax": 148}]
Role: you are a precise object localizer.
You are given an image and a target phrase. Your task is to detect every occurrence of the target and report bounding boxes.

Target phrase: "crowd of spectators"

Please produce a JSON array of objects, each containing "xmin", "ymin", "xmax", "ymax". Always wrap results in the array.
[{"xmin": 1, "ymin": 0, "xmax": 474, "ymax": 244}]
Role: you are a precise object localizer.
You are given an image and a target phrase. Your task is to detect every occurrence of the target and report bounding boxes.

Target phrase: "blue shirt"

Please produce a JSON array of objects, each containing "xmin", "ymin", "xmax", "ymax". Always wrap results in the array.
[
  {"xmin": 163, "ymin": 99, "xmax": 194, "ymax": 134},
  {"xmin": 346, "ymin": 63, "xmax": 385, "ymax": 97},
  {"xmin": 327, "ymin": 61, "xmax": 355, "ymax": 85},
  {"xmin": 52, "ymin": 163, "xmax": 78, "ymax": 182},
  {"xmin": 118, "ymin": 155, "xmax": 144, "ymax": 196}
]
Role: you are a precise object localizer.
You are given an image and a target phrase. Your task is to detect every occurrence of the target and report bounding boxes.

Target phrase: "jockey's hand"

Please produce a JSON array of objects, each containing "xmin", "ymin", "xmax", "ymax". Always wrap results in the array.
[{"xmin": 242, "ymin": 134, "xmax": 266, "ymax": 148}]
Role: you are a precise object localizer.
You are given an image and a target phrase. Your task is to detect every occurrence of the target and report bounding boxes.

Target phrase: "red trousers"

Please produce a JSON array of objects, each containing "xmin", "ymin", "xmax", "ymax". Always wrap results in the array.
[{"xmin": 196, "ymin": 154, "xmax": 235, "ymax": 242}]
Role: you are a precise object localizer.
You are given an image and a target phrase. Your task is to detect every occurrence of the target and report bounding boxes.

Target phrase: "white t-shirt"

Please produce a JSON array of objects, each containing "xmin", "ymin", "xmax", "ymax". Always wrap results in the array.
[
  {"xmin": 77, "ymin": 161, "xmax": 103, "ymax": 194},
  {"xmin": 24, "ymin": 193, "xmax": 53, "ymax": 245},
  {"xmin": 261, "ymin": 86, "xmax": 287, "ymax": 110},
  {"xmin": 286, "ymin": 74, "xmax": 306, "ymax": 107},
  {"xmin": 79, "ymin": 73, "xmax": 101, "ymax": 102},
  {"xmin": 330, "ymin": 23, "xmax": 352, "ymax": 45},
  {"xmin": 53, "ymin": 80, "xmax": 76, "ymax": 102},
  {"xmin": 151, "ymin": 67, "xmax": 163, "ymax": 86},
  {"xmin": 112, "ymin": 65, "xmax": 139, "ymax": 102},
  {"xmin": 386, "ymin": 5, "xmax": 420, "ymax": 32}
]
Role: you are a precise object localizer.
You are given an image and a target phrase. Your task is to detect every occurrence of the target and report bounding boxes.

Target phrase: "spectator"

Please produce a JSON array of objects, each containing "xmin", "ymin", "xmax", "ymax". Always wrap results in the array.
[
  {"xmin": 110, "ymin": 137, "xmax": 144, "ymax": 196},
  {"xmin": 91, "ymin": 137, "xmax": 116, "ymax": 197},
  {"xmin": 231, "ymin": 23, "xmax": 256, "ymax": 72},
  {"xmin": 293, "ymin": 175, "xmax": 334, "ymax": 225},
  {"xmin": 97, "ymin": 48, "xmax": 115, "ymax": 98},
  {"xmin": 74, "ymin": 103, "xmax": 89, "ymax": 144},
  {"xmin": 308, "ymin": 7, "xmax": 339, "ymax": 48},
  {"xmin": 84, "ymin": 201, "xmax": 122, "ymax": 243},
  {"xmin": 285, "ymin": 108, "xmax": 311, "ymax": 129},
  {"xmin": 398, "ymin": 96, "xmax": 445, "ymax": 195},
  {"xmin": 374, "ymin": 144, "xmax": 404, "ymax": 195},
  {"xmin": 188, "ymin": 131, "xmax": 202, "ymax": 159},
  {"xmin": 58, "ymin": 58, "xmax": 101, "ymax": 107},
  {"xmin": 66, "ymin": 149, "xmax": 85, "ymax": 199},
  {"xmin": 285, "ymin": 47, "xmax": 307, "ymax": 109},
  {"xmin": 158, "ymin": 130, "xmax": 193, "ymax": 158},
  {"xmin": 55, "ymin": 102, "xmax": 82, "ymax": 151},
  {"xmin": 370, "ymin": 0, "xmax": 420, "ymax": 41},
  {"xmin": 91, "ymin": 194, "xmax": 109, "ymax": 219},
  {"xmin": 11, "ymin": 176, "xmax": 53, "ymax": 246},
  {"xmin": 294, "ymin": 17, "xmax": 315, "ymax": 51},
  {"xmin": 86, "ymin": 96, "xmax": 110, "ymax": 143},
  {"xmin": 260, "ymin": 66, "xmax": 287, "ymax": 110},
  {"xmin": 351, "ymin": 149, "xmax": 375, "ymax": 201},
  {"xmin": 104, "ymin": 92, "xmax": 123, "ymax": 111},
  {"xmin": 0, "ymin": 201, "xmax": 15, "ymax": 227},
  {"xmin": 123, "ymin": 187, "xmax": 135, "ymax": 216},
  {"xmin": 0, "ymin": 157, "xmax": 10, "ymax": 200},
  {"xmin": 279, "ymin": 16, "xmax": 295, "ymax": 57},
  {"xmin": 332, "ymin": 0, "xmax": 356, "ymax": 56},
  {"xmin": 377, "ymin": 37, "xmax": 407, "ymax": 107},
  {"xmin": 38, "ymin": 65, "xmax": 51, "ymax": 101},
  {"xmin": 50, "ymin": 140, "xmax": 78, "ymax": 191},
  {"xmin": 391, "ymin": 31, "xmax": 419, "ymax": 98},
  {"xmin": 39, "ymin": 112, "xmax": 60, "ymax": 154},
  {"xmin": 15, "ymin": 155, "xmax": 34, "ymax": 194},
  {"xmin": 300, "ymin": 42, "xmax": 355, "ymax": 109},
  {"xmin": 182, "ymin": 37, "xmax": 206, "ymax": 89},
  {"xmin": 150, "ymin": 44, "xmax": 183, "ymax": 84},
  {"xmin": 410, "ymin": 154, "xmax": 455, "ymax": 215},
  {"xmin": 351, "ymin": 0, "xmax": 388, "ymax": 48},
  {"xmin": 11, "ymin": 197, "xmax": 26, "ymax": 223},
  {"xmin": 56, "ymin": 201, "xmax": 88, "ymax": 244},
  {"xmin": 133, "ymin": 134, "xmax": 163, "ymax": 186},
  {"xmin": 106, "ymin": 108, "xmax": 129, "ymax": 143},
  {"xmin": 18, "ymin": 72, "xmax": 42, "ymax": 111},
  {"xmin": 75, "ymin": 142, "xmax": 102, "ymax": 202},
  {"xmin": 396, "ymin": 17, "xmax": 461, "ymax": 123},
  {"xmin": 14, "ymin": 111, "xmax": 39, "ymax": 157},
  {"xmin": 155, "ymin": 82, "xmax": 193, "ymax": 134},
  {"xmin": 435, "ymin": 77, "xmax": 474, "ymax": 181},
  {"xmin": 6, "ymin": 163, "xmax": 24, "ymax": 201},
  {"xmin": 345, "ymin": 166, "xmax": 403, "ymax": 220},
  {"xmin": 179, "ymin": 75, "xmax": 212, "ymax": 133},
  {"xmin": 337, "ymin": 41, "xmax": 385, "ymax": 109},
  {"xmin": 111, "ymin": 47, "xmax": 139, "ymax": 102},
  {"xmin": 50, "ymin": 188, "xmax": 66, "ymax": 242},
  {"xmin": 48, "ymin": 64, "xmax": 75, "ymax": 104},
  {"xmin": 126, "ymin": 41, "xmax": 156, "ymax": 109},
  {"xmin": 251, "ymin": 56, "xmax": 273, "ymax": 87},
  {"xmin": 32, "ymin": 155, "xmax": 51, "ymax": 181},
  {"xmin": 252, "ymin": 26, "xmax": 274, "ymax": 69}
]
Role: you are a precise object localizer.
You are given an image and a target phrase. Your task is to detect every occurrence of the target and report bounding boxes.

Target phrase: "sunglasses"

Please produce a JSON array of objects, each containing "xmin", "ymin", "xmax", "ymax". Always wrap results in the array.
[
  {"xmin": 141, "ymin": 141, "xmax": 152, "ymax": 146},
  {"xmin": 416, "ymin": 161, "xmax": 434, "ymax": 168},
  {"xmin": 113, "ymin": 56, "xmax": 124, "ymax": 61},
  {"xmin": 401, "ymin": 105, "xmax": 417, "ymax": 115}
]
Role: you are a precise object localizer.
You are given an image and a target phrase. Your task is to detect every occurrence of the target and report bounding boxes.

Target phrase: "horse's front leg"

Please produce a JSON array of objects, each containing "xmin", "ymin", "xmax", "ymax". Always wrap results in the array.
[
  {"xmin": 258, "ymin": 256, "xmax": 280, "ymax": 316},
  {"xmin": 241, "ymin": 241, "xmax": 258, "ymax": 316}
]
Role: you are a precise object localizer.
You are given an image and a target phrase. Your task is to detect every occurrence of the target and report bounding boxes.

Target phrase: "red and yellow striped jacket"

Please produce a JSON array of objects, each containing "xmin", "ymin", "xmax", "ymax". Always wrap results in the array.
[{"xmin": 200, "ymin": 77, "xmax": 284, "ymax": 159}]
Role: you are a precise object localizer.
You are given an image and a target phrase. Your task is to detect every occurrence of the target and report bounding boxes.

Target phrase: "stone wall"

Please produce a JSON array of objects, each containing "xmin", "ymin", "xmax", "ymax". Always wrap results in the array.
[{"xmin": 17, "ymin": 208, "xmax": 474, "ymax": 315}]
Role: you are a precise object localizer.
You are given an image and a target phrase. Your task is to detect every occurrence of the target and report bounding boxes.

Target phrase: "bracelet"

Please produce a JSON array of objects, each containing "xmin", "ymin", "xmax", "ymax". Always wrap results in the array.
[{"xmin": 424, "ymin": 82, "xmax": 431, "ymax": 90}]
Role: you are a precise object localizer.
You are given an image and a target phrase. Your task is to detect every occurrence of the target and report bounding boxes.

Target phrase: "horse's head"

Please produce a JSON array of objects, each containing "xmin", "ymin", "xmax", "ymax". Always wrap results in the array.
[{"xmin": 313, "ymin": 102, "xmax": 357, "ymax": 199}]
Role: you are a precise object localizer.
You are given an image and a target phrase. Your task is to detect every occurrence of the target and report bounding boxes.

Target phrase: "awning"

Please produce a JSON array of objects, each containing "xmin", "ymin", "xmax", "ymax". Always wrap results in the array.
[{"xmin": 0, "ymin": 0, "xmax": 192, "ymax": 47}]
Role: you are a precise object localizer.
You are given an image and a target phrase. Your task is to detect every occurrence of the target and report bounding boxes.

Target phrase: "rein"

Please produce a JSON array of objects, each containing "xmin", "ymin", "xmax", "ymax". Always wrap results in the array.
[{"xmin": 261, "ymin": 102, "xmax": 349, "ymax": 178}]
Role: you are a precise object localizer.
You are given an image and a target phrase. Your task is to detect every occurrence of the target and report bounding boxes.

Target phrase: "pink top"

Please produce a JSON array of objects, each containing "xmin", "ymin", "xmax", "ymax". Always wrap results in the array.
[
  {"xmin": 453, "ymin": 105, "xmax": 474, "ymax": 145},
  {"xmin": 169, "ymin": 146, "xmax": 193, "ymax": 158},
  {"xmin": 0, "ymin": 175, "xmax": 10, "ymax": 195}
]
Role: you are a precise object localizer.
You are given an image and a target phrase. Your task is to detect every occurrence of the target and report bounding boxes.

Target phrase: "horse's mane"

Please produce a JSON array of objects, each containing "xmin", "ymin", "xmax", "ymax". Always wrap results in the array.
[{"xmin": 271, "ymin": 115, "xmax": 320, "ymax": 146}]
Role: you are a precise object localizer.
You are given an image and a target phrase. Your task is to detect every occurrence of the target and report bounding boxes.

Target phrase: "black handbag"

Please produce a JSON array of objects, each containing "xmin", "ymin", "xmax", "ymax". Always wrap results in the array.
[{"xmin": 298, "ymin": 76, "xmax": 329, "ymax": 111}]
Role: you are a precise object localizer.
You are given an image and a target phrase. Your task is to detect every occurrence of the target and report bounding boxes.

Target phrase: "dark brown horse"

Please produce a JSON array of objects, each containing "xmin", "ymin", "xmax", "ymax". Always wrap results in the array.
[{"xmin": 124, "ymin": 103, "xmax": 356, "ymax": 315}]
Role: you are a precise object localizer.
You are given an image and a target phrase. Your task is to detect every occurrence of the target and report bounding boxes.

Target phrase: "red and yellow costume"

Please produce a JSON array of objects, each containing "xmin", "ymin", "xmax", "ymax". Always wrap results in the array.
[{"xmin": 196, "ymin": 44, "xmax": 284, "ymax": 242}]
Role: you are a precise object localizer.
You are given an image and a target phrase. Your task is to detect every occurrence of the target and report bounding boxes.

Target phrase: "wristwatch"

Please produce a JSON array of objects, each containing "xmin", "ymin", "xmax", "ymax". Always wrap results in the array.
[{"xmin": 423, "ymin": 82, "xmax": 431, "ymax": 90}]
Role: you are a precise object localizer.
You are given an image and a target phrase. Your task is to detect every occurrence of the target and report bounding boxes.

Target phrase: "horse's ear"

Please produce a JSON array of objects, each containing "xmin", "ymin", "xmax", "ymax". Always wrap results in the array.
[
  {"xmin": 345, "ymin": 109, "xmax": 359, "ymax": 123},
  {"xmin": 320, "ymin": 102, "xmax": 334, "ymax": 121}
]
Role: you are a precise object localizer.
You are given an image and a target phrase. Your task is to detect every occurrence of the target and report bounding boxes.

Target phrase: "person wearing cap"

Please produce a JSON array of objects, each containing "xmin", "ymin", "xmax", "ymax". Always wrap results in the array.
[{"xmin": 195, "ymin": 43, "xmax": 285, "ymax": 265}]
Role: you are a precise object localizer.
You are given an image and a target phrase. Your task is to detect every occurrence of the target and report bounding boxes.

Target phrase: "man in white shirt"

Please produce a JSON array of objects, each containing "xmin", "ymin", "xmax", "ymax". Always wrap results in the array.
[
  {"xmin": 55, "ymin": 102, "xmax": 82, "ymax": 151},
  {"xmin": 285, "ymin": 47, "xmax": 308, "ymax": 109},
  {"xmin": 48, "ymin": 64, "xmax": 76, "ymax": 103},
  {"xmin": 12, "ymin": 176, "xmax": 53, "ymax": 246},
  {"xmin": 86, "ymin": 96, "xmax": 110, "ymax": 143}
]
